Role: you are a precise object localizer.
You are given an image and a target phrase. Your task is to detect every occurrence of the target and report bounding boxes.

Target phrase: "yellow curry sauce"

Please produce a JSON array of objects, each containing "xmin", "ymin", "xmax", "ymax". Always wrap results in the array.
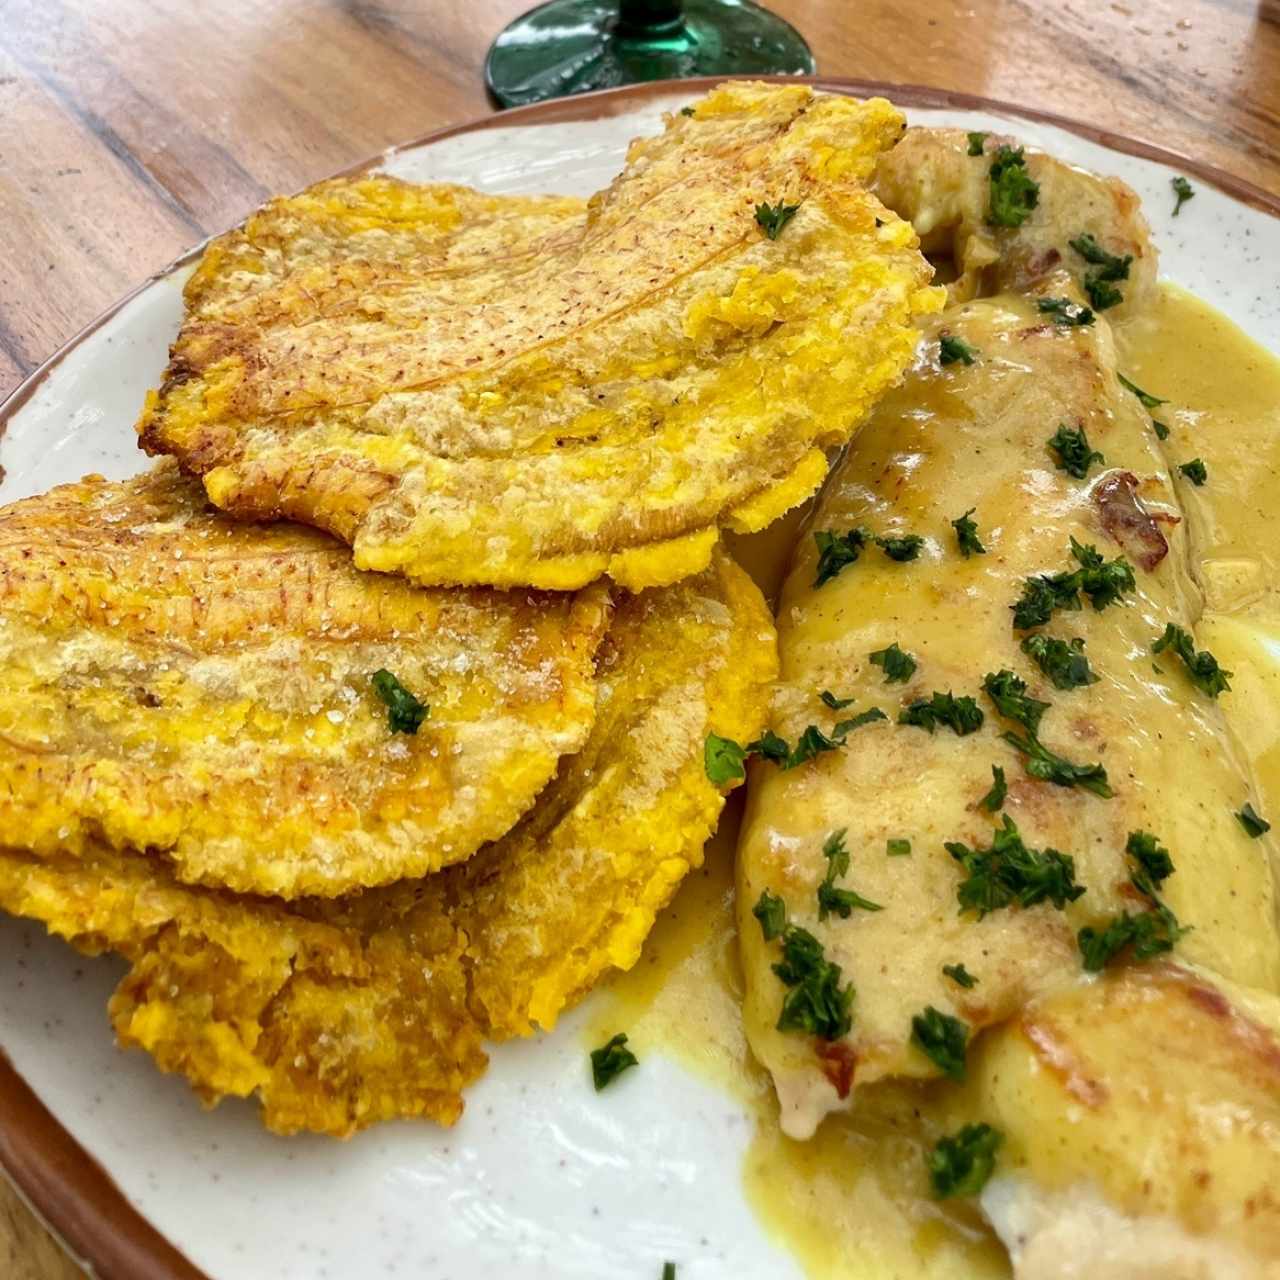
[{"xmin": 586, "ymin": 283, "xmax": 1280, "ymax": 1278}]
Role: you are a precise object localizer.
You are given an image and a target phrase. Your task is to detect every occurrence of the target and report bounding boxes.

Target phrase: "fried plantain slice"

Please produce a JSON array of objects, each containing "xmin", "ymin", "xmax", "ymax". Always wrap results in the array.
[
  {"xmin": 0, "ymin": 548, "xmax": 776, "ymax": 1135},
  {"xmin": 138, "ymin": 81, "xmax": 941, "ymax": 591},
  {"xmin": 0, "ymin": 461, "xmax": 609, "ymax": 898}
]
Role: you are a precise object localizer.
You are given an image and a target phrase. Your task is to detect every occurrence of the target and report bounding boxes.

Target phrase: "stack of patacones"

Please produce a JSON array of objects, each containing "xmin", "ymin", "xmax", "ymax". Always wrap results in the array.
[{"xmin": 0, "ymin": 82, "xmax": 940, "ymax": 1136}]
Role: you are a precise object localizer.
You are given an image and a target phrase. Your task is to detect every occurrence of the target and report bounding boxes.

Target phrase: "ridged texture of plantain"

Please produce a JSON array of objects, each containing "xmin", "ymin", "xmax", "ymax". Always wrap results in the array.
[
  {"xmin": 138, "ymin": 81, "xmax": 942, "ymax": 591},
  {"xmin": 0, "ymin": 548, "xmax": 776, "ymax": 1135},
  {"xmin": 0, "ymin": 462, "xmax": 609, "ymax": 898}
]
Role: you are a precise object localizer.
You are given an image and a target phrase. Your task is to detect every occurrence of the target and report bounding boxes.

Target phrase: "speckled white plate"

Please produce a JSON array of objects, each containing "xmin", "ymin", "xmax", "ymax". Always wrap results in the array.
[{"xmin": 2, "ymin": 78, "xmax": 1278, "ymax": 1280}]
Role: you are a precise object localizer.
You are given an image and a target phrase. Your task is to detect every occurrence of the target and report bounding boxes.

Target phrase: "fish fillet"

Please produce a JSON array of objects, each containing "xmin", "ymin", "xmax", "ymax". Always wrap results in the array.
[{"xmin": 138, "ymin": 81, "xmax": 941, "ymax": 591}]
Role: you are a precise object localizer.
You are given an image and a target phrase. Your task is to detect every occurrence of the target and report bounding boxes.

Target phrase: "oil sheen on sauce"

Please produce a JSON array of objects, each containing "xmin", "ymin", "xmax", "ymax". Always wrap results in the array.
[{"xmin": 585, "ymin": 283, "xmax": 1280, "ymax": 1278}]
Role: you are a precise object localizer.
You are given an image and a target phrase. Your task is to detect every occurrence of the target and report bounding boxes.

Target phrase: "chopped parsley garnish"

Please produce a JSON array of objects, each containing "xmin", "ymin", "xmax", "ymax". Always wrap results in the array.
[
  {"xmin": 1151, "ymin": 622, "xmax": 1232, "ymax": 697},
  {"xmin": 1179, "ymin": 457, "xmax": 1208, "ymax": 486},
  {"xmin": 590, "ymin": 1033, "xmax": 638, "ymax": 1090},
  {"xmin": 928, "ymin": 1124, "xmax": 1002, "ymax": 1199},
  {"xmin": 1077, "ymin": 832, "xmax": 1186, "ymax": 971},
  {"xmin": 876, "ymin": 532, "xmax": 925, "ymax": 562},
  {"xmin": 1153, "ymin": 420, "xmax": 1171, "ymax": 441},
  {"xmin": 1037, "ymin": 296, "xmax": 1095, "ymax": 327},
  {"xmin": 942, "ymin": 962, "xmax": 978, "ymax": 989},
  {"xmin": 820, "ymin": 689, "xmax": 855, "ymax": 710},
  {"xmin": 1172, "ymin": 175, "xmax": 1195, "ymax": 216},
  {"xmin": 952, "ymin": 508, "xmax": 987, "ymax": 557},
  {"xmin": 869, "ymin": 641, "xmax": 917, "ymax": 684},
  {"xmin": 1021, "ymin": 633, "xmax": 1098, "ymax": 690},
  {"xmin": 948, "ymin": 814, "xmax": 1086, "ymax": 917},
  {"xmin": 755, "ymin": 200, "xmax": 800, "ymax": 240},
  {"xmin": 1126, "ymin": 830, "xmax": 1173, "ymax": 892},
  {"xmin": 899, "ymin": 691, "xmax": 984, "ymax": 736},
  {"xmin": 911, "ymin": 1006, "xmax": 970, "ymax": 1080},
  {"xmin": 1010, "ymin": 538, "xmax": 1136, "ymax": 629},
  {"xmin": 371, "ymin": 669, "xmax": 428, "ymax": 734},
  {"xmin": 887, "ymin": 837, "xmax": 912, "ymax": 856},
  {"xmin": 1118, "ymin": 372, "xmax": 1168, "ymax": 410},
  {"xmin": 1047, "ymin": 422, "xmax": 1105, "ymax": 479},
  {"xmin": 939, "ymin": 333, "xmax": 978, "ymax": 366},
  {"xmin": 817, "ymin": 829, "xmax": 883, "ymax": 920},
  {"xmin": 1238, "ymin": 802, "xmax": 1271, "ymax": 838},
  {"xmin": 1069, "ymin": 232, "xmax": 1131, "ymax": 311},
  {"xmin": 749, "ymin": 729, "xmax": 791, "ymax": 765},
  {"xmin": 982, "ymin": 668, "xmax": 1050, "ymax": 735},
  {"xmin": 679, "ymin": 106, "xmax": 695, "ymax": 117},
  {"xmin": 704, "ymin": 732, "xmax": 747, "ymax": 785},
  {"xmin": 986, "ymin": 145, "xmax": 1040, "ymax": 228},
  {"xmin": 753, "ymin": 889, "xmax": 788, "ymax": 940},
  {"xmin": 981, "ymin": 764, "xmax": 1008, "ymax": 812},
  {"xmin": 1078, "ymin": 907, "xmax": 1184, "ymax": 971},
  {"xmin": 1000, "ymin": 728, "xmax": 1114, "ymax": 797},
  {"xmin": 813, "ymin": 527, "xmax": 870, "ymax": 586},
  {"xmin": 772, "ymin": 925, "xmax": 855, "ymax": 1040},
  {"xmin": 833, "ymin": 707, "xmax": 890, "ymax": 736},
  {"xmin": 966, "ymin": 131, "xmax": 988, "ymax": 156},
  {"xmin": 1069, "ymin": 232, "xmax": 1132, "ymax": 278}
]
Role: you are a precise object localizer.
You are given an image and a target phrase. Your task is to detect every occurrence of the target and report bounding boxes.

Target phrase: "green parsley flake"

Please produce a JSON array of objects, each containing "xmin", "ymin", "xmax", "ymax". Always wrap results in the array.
[
  {"xmin": 1118, "ymin": 372, "xmax": 1168, "ymax": 410},
  {"xmin": 1079, "ymin": 906, "xmax": 1185, "ymax": 971},
  {"xmin": 1047, "ymin": 423, "xmax": 1106, "ymax": 479},
  {"xmin": 1069, "ymin": 232, "xmax": 1131, "ymax": 311},
  {"xmin": 899, "ymin": 691, "xmax": 984, "ymax": 736},
  {"xmin": 939, "ymin": 333, "xmax": 978, "ymax": 366},
  {"xmin": 869, "ymin": 642, "xmax": 917, "ymax": 683},
  {"xmin": 1021, "ymin": 633, "xmax": 1098, "ymax": 690},
  {"xmin": 813, "ymin": 527, "xmax": 871, "ymax": 586},
  {"xmin": 1179, "ymin": 457, "xmax": 1208, "ymax": 486},
  {"xmin": 772, "ymin": 925, "xmax": 855, "ymax": 1040},
  {"xmin": 753, "ymin": 889, "xmax": 788, "ymax": 940},
  {"xmin": 952, "ymin": 508, "xmax": 988, "ymax": 557},
  {"xmin": 1010, "ymin": 538, "xmax": 1135, "ymax": 629},
  {"xmin": 833, "ymin": 707, "xmax": 890, "ymax": 736},
  {"xmin": 818, "ymin": 829, "xmax": 883, "ymax": 920},
  {"xmin": 755, "ymin": 201, "xmax": 801, "ymax": 240},
  {"xmin": 1152, "ymin": 622, "xmax": 1232, "ymax": 698},
  {"xmin": 1037, "ymin": 296, "xmax": 1095, "ymax": 327},
  {"xmin": 1000, "ymin": 727, "xmax": 1113, "ymax": 797},
  {"xmin": 986, "ymin": 146, "xmax": 1040, "ymax": 228},
  {"xmin": 1172, "ymin": 175, "xmax": 1195, "ymax": 216},
  {"xmin": 1238, "ymin": 802, "xmax": 1271, "ymax": 838},
  {"xmin": 590, "ymin": 1033, "xmax": 638, "ymax": 1090},
  {"xmin": 948, "ymin": 814, "xmax": 1086, "ymax": 917},
  {"xmin": 877, "ymin": 532, "xmax": 925, "ymax": 562},
  {"xmin": 982, "ymin": 668, "xmax": 1050, "ymax": 735},
  {"xmin": 942, "ymin": 963, "xmax": 978, "ymax": 989},
  {"xmin": 929, "ymin": 1124, "xmax": 1003, "ymax": 1199},
  {"xmin": 820, "ymin": 689, "xmax": 856, "ymax": 709},
  {"xmin": 911, "ymin": 1006, "xmax": 970, "ymax": 1081},
  {"xmin": 371, "ymin": 669, "xmax": 429, "ymax": 735},
  {"xmin": 966, "ymin": 131, "xmax": 988, "ymax": 156},
  {"xmin": 981, "ymin": 764, "xmax": 1008, "ymax": 812},
  {"xmin": 1153, "ymin": 420, "xmax": 1171, "ymax": 440},
  {"xmin": 679, "ymin": 106, "xmax": 695, "ymax": 117},
  {"xmin": 887, "ymin": 837, "xmax": 912, "ymax": 856},
  {"xmin": 704, "ymin": 732, "xmax": 747, "ymax": 785}
]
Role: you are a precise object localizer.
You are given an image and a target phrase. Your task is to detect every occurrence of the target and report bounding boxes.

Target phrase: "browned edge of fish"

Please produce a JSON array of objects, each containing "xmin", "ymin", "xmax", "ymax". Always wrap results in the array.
[{"xmin": 0, "ymin": 75, "xmax": 1277, "ymax": 1280}]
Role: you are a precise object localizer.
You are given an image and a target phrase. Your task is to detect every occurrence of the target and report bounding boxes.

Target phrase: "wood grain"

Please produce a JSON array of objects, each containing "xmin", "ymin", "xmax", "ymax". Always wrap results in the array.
[{"xmin": 0, "ymin": 0, "xmax": 1276, "ymax": 1273}]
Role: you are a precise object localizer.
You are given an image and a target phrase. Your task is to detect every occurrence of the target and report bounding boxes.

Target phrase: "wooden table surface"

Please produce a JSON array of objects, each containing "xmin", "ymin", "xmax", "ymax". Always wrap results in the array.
[{"xmin": 2, "ymin": 0, "xmax": 1278, "ymax": 1273}]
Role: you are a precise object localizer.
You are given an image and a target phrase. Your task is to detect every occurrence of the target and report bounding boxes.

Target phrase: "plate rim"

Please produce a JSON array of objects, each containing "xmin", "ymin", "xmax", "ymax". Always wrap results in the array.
[{"xmin": 2, "ymin": 74, "xmax": 1278, "ymax": 1280}]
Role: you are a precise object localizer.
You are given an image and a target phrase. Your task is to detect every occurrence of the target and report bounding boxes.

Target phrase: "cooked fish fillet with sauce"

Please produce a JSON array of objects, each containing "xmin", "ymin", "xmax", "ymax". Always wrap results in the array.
[
  {"xmin": 0, "ymin": 462, "xmax": 608, "ymax": 898},
  {"xmin": 737, "ymin": 278, "xmax": 1280, "ymax": 1140},
  {"xmin": 138, "ymin": 81, "xmax": 941, "ymax": 591},
  {"xmin": 967, "ymin": 963, "xmax": 1280, "ymax": 1278},
  {"xmin": 875, "ymin": 127, "xmax": 1157, "ymax": 319},
  {"xmin": 0, "ymin": 548, "xmax": 775, "ymax": 1135}
]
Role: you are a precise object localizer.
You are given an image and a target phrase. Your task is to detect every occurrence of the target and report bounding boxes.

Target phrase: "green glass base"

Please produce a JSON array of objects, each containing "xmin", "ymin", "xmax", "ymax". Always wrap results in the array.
[{"xmin": 484, "ymin": 0, "xmax": 816, "ymax": 110}]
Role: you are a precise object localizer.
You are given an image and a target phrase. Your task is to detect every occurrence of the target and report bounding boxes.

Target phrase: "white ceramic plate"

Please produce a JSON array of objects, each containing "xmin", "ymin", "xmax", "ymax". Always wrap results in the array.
[{"xmin": 2, "ymin": 79, "xmax": 1278, "ymax": 1280}]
